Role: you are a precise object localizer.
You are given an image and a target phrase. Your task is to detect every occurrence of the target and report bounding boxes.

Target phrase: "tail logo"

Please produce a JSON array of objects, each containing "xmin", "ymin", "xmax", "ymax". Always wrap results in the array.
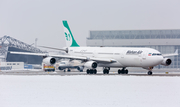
[
  {"xmin": 65, "ymin": 32, "xmax": 71, "ymax": 41},
  {"xmin": 63, "ymin": 20, "xmax": 79, "ymax": 47}
]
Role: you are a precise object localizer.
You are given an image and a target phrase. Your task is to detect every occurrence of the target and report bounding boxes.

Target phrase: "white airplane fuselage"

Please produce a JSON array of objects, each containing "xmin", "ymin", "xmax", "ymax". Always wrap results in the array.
[{"xmin": 67, "ymin": 47, "xmax": 163, "ymax": 68}]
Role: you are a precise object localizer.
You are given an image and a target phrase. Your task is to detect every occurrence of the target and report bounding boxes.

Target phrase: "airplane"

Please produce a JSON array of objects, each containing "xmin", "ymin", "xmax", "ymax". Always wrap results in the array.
[
  {"xmin": 58, "ymin": 60, "xmax": 84, "ymax": 72},
  {"xmin": 10, "ymin": 20, "xmax": 178, "ymax": 75}
]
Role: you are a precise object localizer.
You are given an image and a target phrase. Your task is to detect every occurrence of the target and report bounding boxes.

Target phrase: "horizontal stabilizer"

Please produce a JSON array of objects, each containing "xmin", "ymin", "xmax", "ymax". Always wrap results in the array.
[{"xmin": 163, "ymin": 49, "xmax": 178, "ymax": 57}]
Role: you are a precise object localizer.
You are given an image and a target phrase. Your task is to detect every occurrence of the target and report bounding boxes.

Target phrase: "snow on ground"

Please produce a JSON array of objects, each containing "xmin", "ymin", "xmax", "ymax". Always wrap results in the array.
[{"xmin": 0, "ymin": 75, "xmax": 180, "ymax": 107}]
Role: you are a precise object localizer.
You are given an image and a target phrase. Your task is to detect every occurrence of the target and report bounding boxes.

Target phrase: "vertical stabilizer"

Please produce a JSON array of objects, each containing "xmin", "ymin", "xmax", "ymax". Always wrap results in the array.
[{"xmin": 62, "ymin": 20, "xmax": 79, "ymax": 47}]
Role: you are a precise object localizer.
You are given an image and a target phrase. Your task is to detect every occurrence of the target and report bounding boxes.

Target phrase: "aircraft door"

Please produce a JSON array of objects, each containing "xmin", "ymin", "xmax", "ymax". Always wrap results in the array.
[
  {"xmin": 142, "ymin": 51, "xmax": 147, "ymax": 60},
  {"xmin": 121, "ymin": 50, "xmax": 126, "ymax": 58}
]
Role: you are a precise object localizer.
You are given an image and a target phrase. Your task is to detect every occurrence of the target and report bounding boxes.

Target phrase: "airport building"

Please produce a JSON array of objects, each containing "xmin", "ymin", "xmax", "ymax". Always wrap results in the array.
[
  {"xmin": 0, "ymin": 35, "xmax": 44, "ymax": 64},
  {"xmin": 87, "ymin": 29, "xmax": 180, "ymax": 69}
]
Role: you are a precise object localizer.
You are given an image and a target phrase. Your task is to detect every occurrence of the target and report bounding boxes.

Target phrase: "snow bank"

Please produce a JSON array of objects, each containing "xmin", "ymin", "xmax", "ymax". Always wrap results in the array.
[{"xmin": 0, "ymin": 75, "xmax": 180, "ymax": 107}]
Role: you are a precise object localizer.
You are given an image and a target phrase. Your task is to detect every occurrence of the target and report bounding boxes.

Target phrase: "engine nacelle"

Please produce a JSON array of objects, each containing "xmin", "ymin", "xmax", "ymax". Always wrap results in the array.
[
  {"xmin": 43, "ymin": 57, "xmax": 56, "ymax": 65},
  {"xmin": 77, "ymin": 66, "xmax": 84, "ymax": 72},
  {"xmin": 161, "ymin": 58, "xmax": 172, "ymax": 66},
  {"xmin": 84, "ymin": 61, "xmax": 97, "ymax": 69},
  {"xmin": 58, "ymin": 67, "xmax": 64, "ymax": 70}
]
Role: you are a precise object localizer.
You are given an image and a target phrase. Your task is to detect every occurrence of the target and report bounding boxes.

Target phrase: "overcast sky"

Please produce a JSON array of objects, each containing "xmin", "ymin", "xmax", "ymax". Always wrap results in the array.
[{"xmin": 1, "ymin": 0, "xmax": 180, "ymax": 51}]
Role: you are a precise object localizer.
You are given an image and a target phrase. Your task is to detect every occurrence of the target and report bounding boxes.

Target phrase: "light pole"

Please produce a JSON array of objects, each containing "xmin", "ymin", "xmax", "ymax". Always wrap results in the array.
[{"xmin": 35, "ymin": 38, "xmax": 38, "ymax": 47}]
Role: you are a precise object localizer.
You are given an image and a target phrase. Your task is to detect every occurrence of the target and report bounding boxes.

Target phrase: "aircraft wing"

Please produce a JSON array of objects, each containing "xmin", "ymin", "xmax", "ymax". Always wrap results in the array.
[
  {"xmin": 162, "ymin": 49, "xmax": 178, "ymax": 57},
  {"xmin": 10, "ymin": 51, "xmax": 87, "ymax": 60},
  {"xmin": 10, "ymin": 51, "xmax": 48, "ymax": 56},
  {"xmin": 49, "ymin": 55, "xmax": 116, "ymax": 63},
  {"xmin": 51, "ymin": 54, "xmax": 87, "ymax": 60},
  {"xmin": 10, "ymin": 51, "xmax": 116, "ymax": 63},
  {"xmin": 89, "ymin": 57, "xmax": 116, "ymax": 63}
]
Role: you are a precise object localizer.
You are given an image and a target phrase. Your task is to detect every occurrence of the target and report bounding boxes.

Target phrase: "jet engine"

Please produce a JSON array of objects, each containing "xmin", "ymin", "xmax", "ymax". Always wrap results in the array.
[
  {"xmin": 161, "ymin": 58, "xmax": 172, "ymax": 66},
  {"xmin": 77, "ymin": 66, "xmax": 84, "ymax": 72},
  {"xmin": 84, "ymin": 61, "xmax": 97, "ymax": 69},
  {"xmin": 58, "ymin": 67, "xmax": 64, "ymax": 70},
  {"xmin": 43, "ymin": 57, "xmax": 56, "ymax": 65}
]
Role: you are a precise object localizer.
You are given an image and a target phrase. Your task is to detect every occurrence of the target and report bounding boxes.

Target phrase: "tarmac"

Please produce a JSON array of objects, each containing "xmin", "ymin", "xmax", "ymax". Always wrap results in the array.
[{"xmin": 1, "ymin": 69, "xmax": 180, "ymax": 76}]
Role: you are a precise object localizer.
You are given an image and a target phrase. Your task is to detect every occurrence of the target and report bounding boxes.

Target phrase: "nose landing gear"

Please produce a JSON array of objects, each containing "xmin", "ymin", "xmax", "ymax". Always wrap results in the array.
[
  {"xmin": 147, "ymin": 67, "xmax": 153, "ymax": 75},
  {"xmin": 148, "ymin": 71, "xmax": 153, "ymax": 75}
]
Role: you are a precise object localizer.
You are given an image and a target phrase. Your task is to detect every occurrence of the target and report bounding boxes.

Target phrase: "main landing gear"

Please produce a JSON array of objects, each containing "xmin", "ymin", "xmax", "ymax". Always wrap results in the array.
[
  {"xmin": 86, "ymin": 69, "xmax": 97, "ymax": 74},
  {"xmin": 103, "ymin": 67, "xmax": 110, "ymax": 74},
  {"xmin": 118, "ymin": 68, "xmax": 128, "ymax": 74}
]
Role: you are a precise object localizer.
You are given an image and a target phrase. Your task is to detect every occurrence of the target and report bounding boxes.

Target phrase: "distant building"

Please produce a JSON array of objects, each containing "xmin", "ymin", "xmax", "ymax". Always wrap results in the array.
[
  {"xmin": 7, "ymin": 47, "xmax": 43, "ymax": 64},
  {"xmin": 0, "ymin": 36, "xmax": 44, "ymax": 64},
  {"xmin": 0, "ymin": 62, "xmax": 24, "ymax": 70},
  {"xmin": 87, "ymin": 29, "xmax": 180, "ymax": 69}
]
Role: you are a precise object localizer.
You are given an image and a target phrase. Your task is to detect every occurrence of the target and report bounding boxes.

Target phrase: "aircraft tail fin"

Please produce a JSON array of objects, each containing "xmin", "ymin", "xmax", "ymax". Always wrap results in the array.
[{"xmin": 62, "ymin": 20, "xmax": 80, "ymax": 47}]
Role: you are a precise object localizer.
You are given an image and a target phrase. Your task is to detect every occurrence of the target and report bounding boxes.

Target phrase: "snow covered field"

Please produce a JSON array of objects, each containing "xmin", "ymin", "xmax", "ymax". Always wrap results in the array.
[{"xmin": 0, "ymin": 75, "xmax": 180, "ymax": 107}]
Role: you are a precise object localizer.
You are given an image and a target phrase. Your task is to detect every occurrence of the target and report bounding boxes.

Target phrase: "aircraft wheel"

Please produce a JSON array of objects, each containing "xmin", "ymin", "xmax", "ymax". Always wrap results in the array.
[
  {"xmin": 121, "ymin": 70, "xmax": 124, "ymax": 74},
  {"xmin": 103, "ymin": 69, "xmax": 106, "ymax": 74},
  {"xmin": 94, "ymin": 69, "xmax": 97, "ymax": 74},
  {"xmin": 148, "ymin": 71, "xmax": 153, "ymax": 75},
  {"xmin": 107, "ymin": 70, "xmax": 109, "ymax": 74},
  {"xmin": 118, "ymin": 69, "xmax": 121, "ymax": 74},
  {"xmin": 125, "ymin": 69, "xmax": 128, "ymax": 74},
  {"xmin": 87, "ymin": 69, "xmax": 90, "ymax": 74},
  {"xmin": 103, "ymin": 69, "xmax": 109, "ymax": 74},
  {"xmin": 90, "ymin": 69, "xmax": 94, "ymax": 74},
  {"xmin": 103, "ymin": 69, "xmax": 107, "ymax": 74}
]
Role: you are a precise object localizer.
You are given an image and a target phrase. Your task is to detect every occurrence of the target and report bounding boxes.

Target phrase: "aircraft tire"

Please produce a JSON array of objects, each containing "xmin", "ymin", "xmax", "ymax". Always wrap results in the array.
[
  {"xmin": 87, "ymin": 69, "xmax": 90, "ymax": 74},
  {"xmin": 118, "ymin": 70, "xmax": 121, "ymax": 74},
  {"xmin": 94, "ymin": 69, "xmax": 97, "ymax": 74},
  {"xmin": 107, "ymin": 70, "xmax": 109, "ymax": 74},
  {"xmin": 148, "ymin": 71, "xmax": 153, "ymax": 75},
  {"xmin": 103, "ymin": 69, "xmax": 106, "ymax": 74},
  {"xmin": 125, "ymin": 70, "xmax": 128, "ymax": 74},
  {"xmin": 103, "ymin": 69, "xmax": 107, "ymax": 74},
  {"xmin": 103, "ymin": 69, "xmax": 109, "ymax": 74},
  {"xmin": 90, "ymin": 70, "xmax": 94, "ymax": 74}
]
